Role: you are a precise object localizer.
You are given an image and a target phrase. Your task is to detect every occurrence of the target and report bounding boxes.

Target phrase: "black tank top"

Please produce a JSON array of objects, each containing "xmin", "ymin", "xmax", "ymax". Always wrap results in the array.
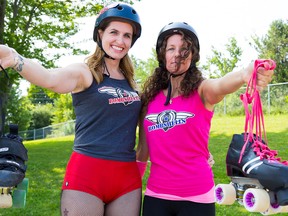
[{"xmin": 72, "ymin": 76, "xmax": 141, "ymax": 162}]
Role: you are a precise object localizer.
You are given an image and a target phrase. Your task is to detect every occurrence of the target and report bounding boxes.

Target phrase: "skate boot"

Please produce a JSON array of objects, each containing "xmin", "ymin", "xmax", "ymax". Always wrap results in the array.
[
  {"xmin": 226, "ymin": 133, "xmax": 288, "ymax": 207},
  {"xmin": 0, "ymin": 124, "xmax": 28, "ymax": 208},
  {"xmin": 0, "ymin": 124, "xmax": 28, "ymax": 187},
  {"xmin": 214, "ymin": 59, "xmax": 287, "ymax": 214}
]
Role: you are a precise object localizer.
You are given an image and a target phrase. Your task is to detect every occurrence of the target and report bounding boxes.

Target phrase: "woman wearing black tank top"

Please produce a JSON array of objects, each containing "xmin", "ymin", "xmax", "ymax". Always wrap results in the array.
[{"xmin": 0, "ymin": 2, "xmax": 143, "ymax": 216}]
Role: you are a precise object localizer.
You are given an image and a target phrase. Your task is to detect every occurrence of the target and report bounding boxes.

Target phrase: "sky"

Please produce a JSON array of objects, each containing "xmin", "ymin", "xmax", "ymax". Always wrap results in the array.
[
  {"xmin": 57, "ymin": 0, "xmax": 288, "ymax": 68},
  {"xmin": 131, "ymin": 0, "xmax": 287, "ymax": 66}
]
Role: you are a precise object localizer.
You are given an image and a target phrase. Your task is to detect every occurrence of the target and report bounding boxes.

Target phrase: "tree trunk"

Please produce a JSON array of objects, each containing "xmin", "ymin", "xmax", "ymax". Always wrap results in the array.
[
  {"xmin": 0, "ymin": 0, "xmax": 9, "ymax": 133},
  {"xmin": 0, "ymin": 0, "xmax": 7, "ymax": 44}
]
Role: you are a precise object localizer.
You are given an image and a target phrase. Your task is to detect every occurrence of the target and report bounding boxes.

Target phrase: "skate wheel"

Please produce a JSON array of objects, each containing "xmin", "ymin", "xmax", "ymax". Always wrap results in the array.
[
  {"xmin": 261, "ymin": 204, "xmax": 282, "ymax": 215},
  {"xmin": 16, "ymin": 178, "xmax": 29, "ymax": 193},
  {"xmin": 215, "ymin": 184, "xmax": 236, "ymax": 205},
  {"xmin": 0, "ymin": 194, "xmax": 13, "ymax": 208},
  {"xmin": 243, "ymin": 188, "xmax": 270, "ymax": 212},
  {"xmin": 280, "ymin": 205, "xmax": 288, "ymax": 213},
  {"xmin": 12, "ymin": 190, "xmax": 26, "ymax": 208}
]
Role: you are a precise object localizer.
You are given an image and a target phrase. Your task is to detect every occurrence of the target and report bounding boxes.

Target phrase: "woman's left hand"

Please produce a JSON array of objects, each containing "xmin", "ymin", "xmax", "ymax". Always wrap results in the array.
[
  {"xmin": 255, "ymin": 64, "xmax": 274, "ymax": 91},
  {"xmin": 208, "ymin": 152, "xmax": 215, "ymax": 168},
  {"xmin": 244, "ymin": 60, "xmax": 275, "ymax": 92}
]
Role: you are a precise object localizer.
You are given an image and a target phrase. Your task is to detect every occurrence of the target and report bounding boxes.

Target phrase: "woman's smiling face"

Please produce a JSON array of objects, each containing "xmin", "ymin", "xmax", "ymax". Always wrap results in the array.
[{"xmin": 99, "ymin": 21, "xmax": 134, "ymax": 60}]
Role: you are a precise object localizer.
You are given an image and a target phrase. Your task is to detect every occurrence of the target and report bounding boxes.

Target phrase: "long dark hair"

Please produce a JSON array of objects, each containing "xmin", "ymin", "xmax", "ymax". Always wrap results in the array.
[{"xmin": 141, "ymin": 31, "xmax": 204, "ymax": 108}]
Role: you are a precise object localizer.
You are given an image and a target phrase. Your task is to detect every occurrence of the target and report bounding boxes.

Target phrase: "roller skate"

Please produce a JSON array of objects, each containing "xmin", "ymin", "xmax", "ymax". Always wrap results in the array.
[
  {"xmin": 0, "ymin": 124, "xmax": 29, "ymax": 208},
  {"xmin": 215, "ymin": 133, "xmax": 288, "ymax": 215},
  {"xmin": 215, "ymin": 59, "xmax": 288, "ymax": 215}
]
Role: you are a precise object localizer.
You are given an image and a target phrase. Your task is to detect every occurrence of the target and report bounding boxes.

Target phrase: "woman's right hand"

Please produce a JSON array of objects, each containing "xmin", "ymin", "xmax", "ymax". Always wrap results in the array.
[{"xmin": 0, "ymin": 45, "xmax": 16, "ymax": 70}]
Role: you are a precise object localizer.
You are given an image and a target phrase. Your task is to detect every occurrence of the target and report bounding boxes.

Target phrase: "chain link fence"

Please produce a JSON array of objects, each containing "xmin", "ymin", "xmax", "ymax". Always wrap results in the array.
[
  {"xmin": 18, "ymin": 83, "xmax": 288, "ymax": 141},
  {"xmin": 19, "ymin": 120, "xmax": 75, "ymax": 141},
  {"xmin": 214, "ymin": 82, "xmax": 288, "ymax": 115}
]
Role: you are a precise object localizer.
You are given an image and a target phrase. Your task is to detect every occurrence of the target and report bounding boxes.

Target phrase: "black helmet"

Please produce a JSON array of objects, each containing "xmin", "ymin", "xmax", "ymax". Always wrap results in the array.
[
  {"xmin": 156, "ymin": 22, "xmax": 200, "ymax": 56},
  {"xmin": 93, "ymin": 2, "xmax": 141, "ymax": 48}
]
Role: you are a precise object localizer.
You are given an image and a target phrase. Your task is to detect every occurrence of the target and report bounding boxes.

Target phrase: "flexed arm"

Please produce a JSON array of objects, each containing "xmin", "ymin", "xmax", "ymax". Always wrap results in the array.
[{"xmin": 0, "ymin": 45, "xmax": 92, "ymax": 94}]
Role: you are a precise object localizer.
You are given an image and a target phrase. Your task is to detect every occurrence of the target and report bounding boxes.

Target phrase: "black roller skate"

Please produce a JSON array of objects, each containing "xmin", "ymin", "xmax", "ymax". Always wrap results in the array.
[
  {"xmin": 215, "ymin": 59, "xmax": 288, "ymax": 215},
  {"xmin": 0, "ymin": 124, "xmax": 29, "ymax": 208},
  {"xmin": 215, "ymin": 133, "xmax": 288, "ymax": 214}
]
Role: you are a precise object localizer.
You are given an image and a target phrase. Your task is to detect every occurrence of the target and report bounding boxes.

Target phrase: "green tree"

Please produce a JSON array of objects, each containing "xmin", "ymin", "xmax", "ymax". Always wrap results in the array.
[
  {"xmin": 202, "ymin": 37, "xmax": 243, "ymax": 78},
  {"xmin": 0, "ymin": 0, "xmax": 94, "ymax": 131},
  {"xmin": 29, "ymin": 104, "xmax": 53, "ymax": 129},
  {"xmin": 5, "ymin": 84, "xmax": 33, "ymax": 131},
  {"xmin": 52, "ymin": 93, "xmax": 74, "ymax": 124},
  {"xmin": 27, "ymin": 84, "xmax": 54, "ymax": 105},
  {"xmin": 202, "ymin": 37, "xmax": 243, "ymax": 115},
  {"xmin": 251, "ymin": 19, "xmax": 288, "ymax": 83},
  {"xmin": 0, "ymin": 0, "xmax": 138, "ymax": 130},
  {"xmin": 132, "ymin": 48, "xmax": 158, "ymax": 91}
]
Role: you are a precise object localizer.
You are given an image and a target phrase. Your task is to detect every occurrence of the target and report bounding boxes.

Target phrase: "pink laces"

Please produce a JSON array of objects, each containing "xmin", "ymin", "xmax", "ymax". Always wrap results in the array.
[{"xmin": 238, "ymin": 60, "xmax": 287, "ymax": 165}]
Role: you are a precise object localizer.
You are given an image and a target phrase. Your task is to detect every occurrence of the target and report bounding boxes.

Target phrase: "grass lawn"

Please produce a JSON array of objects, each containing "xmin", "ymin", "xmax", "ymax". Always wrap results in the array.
[{"xmin": 1, "ymin": 114, "xmax": 287, "ymax": 216}]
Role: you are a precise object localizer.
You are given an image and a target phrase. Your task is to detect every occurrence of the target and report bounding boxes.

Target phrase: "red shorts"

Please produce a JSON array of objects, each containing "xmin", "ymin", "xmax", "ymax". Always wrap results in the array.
[{"xmin": 62, "ymin": 151, "xmax": 142, "ymax": 204}]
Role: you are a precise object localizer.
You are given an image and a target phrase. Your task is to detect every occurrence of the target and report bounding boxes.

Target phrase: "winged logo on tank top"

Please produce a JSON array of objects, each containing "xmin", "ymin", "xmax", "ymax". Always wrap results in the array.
[
  {"xmin": 146, "ymin": 110, "xmax": 194, "ymax": 132},
  {"xmin": 98, "ymin": 86, "xmax": 140, "ymax": 106}
]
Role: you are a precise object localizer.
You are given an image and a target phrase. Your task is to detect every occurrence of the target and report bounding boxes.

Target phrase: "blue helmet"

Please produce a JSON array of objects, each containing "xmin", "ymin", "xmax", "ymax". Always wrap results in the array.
[{"xmin": 93, "ymin": 2, "xmax": 141, "ymax": 48}]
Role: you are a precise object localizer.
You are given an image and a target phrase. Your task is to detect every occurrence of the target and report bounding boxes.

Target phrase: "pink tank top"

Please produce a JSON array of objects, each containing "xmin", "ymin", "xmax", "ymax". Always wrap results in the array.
[{"xmin": 143, "ymin": 91, "xmax": 214, "ymax": 198}]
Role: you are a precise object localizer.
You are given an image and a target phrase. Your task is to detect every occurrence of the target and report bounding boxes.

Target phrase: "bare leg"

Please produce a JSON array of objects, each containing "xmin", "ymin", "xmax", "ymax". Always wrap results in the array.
[
  {"xmin": 105, "ymin": 188, "xmax": 142, "ymax": 216},
  {"xmin": 61, "ymin": 190, "xmax": 104, "ymax": 216}
]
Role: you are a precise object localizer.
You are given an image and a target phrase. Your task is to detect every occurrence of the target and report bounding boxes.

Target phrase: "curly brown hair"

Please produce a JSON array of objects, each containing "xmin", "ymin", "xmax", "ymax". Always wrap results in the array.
[{"xmin": 141, "ymin": 31, "xmax": 205, "ymax": 108}]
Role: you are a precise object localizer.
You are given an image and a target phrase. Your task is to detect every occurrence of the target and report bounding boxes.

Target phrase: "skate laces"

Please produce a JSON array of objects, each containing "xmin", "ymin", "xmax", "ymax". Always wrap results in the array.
[
  {"xmin": 252, "ymin": 140, "xmax": 288, "ymax": 165},
  {"xmin": 238, "ymin": 59, "xmax": 287, "ymax": 164}
]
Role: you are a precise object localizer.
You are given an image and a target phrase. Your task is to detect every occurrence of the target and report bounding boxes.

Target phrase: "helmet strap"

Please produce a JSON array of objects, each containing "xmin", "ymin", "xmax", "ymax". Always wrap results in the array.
[
  {"xmin": 104, "ymin": 53, "xmax": 115, "ymax": 60},
  {"xmin": 103, "ymin": 61, "xmax": 111, "ymax": 77},
  {"xmin": 98, "ymin": 38, "xmax": 116, "ymax": 60},
  {"xmin": 164, "ymin": 72, "xmax": 186, "ymax": 106}
]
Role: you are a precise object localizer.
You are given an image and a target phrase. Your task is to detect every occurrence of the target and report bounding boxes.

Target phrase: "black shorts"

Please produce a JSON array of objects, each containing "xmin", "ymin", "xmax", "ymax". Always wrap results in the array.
[{"xmin": 142, "ymin": 195, "xmax": 215, "ymax": 216}]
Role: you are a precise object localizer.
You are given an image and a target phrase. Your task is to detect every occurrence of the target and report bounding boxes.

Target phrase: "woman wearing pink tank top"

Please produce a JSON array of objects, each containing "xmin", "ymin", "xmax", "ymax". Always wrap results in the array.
[{"xmin": 136, "ymin": 22, "xmax": 274, "ymax": 216}]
